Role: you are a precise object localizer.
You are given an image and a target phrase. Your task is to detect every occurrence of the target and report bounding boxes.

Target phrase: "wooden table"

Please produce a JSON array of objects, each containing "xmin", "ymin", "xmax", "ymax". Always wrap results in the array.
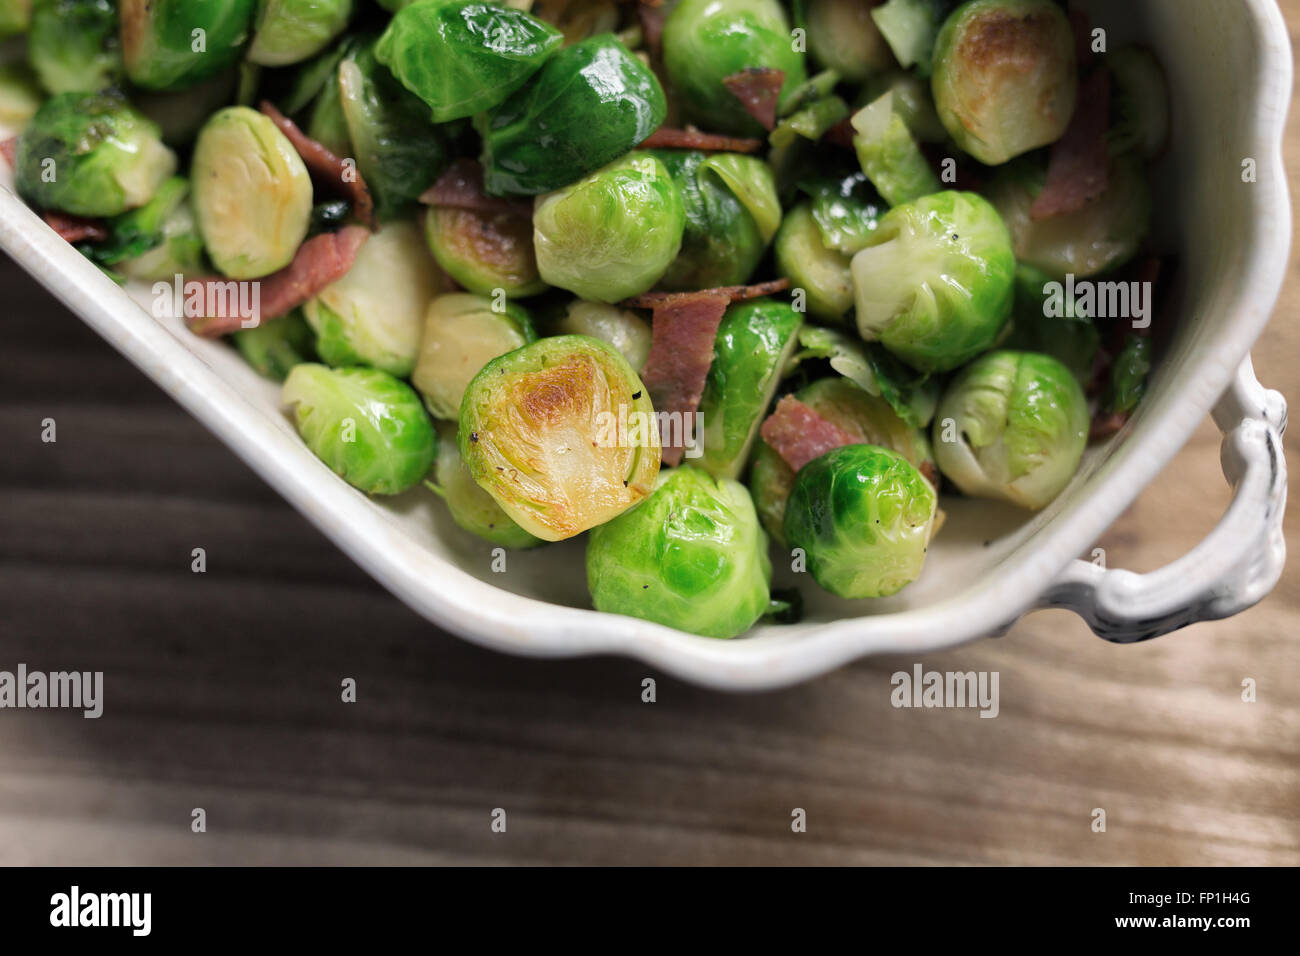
[{"xmin": 1, "ymin": 41, "xmax": 1298, "ymax": 870}]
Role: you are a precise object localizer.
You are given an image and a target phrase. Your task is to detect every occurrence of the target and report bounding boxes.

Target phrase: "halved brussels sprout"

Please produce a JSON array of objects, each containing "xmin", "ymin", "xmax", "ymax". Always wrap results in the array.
[
  {"xmin": 0, "ymin": 63, "xmax": 42, "ymax": 128},
  {"xmin": 851, "ymin": 90, "xmax": 941, "ymax": 206},
  {"xmin": 932, "ymin": 349, "xmax": 1087, "ymax": 510},
  {"xmin": 480, "ymin": 33, "xmax": 665, "ymax": 196},
  {"xmin": 459, "ymin": 334, "xmax": 660, "ymax": 541},
  {"xmin": 247, "ymin": 0, "xmax": 353, "ymax": 67},
  {"xmin": 375, "ymin": 0, "xmax": 562, "ymax": 122},
  {"xmin": 191, "ymin": 106, "xmax": 313, "ymax": 279},
  {"xmin": 303, "ymin": 221, "xmax": 444, "ymax": 378},
  {"xmin": 749, "ymin": 376, "xmax": 935, "ymax": 545},
  {"xmin": 870, "ymin": 0, "xmax": 952, "ymax": 73},
  {"xmin": 931, "ymin": 0, "xmax": 1076, "ymax": 166},
  {"xmin": 282, "ymin": 363, "xmax": 437, "ymax": 495},
  {"xmin": 650, "ymin": 149, "xmax": 781, "ymax": 292},
  {"xmin": 429, "ymin": 422, "xmax": 542, "ymax": 549},
  {"xmin": 556, "ymin": 299, "xmax": 652, "ymax": 372},
  {"xmin": 1108, "ymin": 47, "xmax": 1170, "ymax": 160},
  {"xmin": 15, "ymin": 92, "xmax": 177, "ymax": 217},
  {"xmin": 85, "ymin": 176, "xmax": 207, "ymax": 281},
  {"xmin": 233, "ymin": 309, "xmax": 316, "ymax": 381},
  {"xmin": 586, "ymin": 466, "xmax": 771, "ymax": 639},
  {"xmin": 0, "ymin": 0, "xmax": 31, "ymax": 39},
  {"xmin": 661, "ymin": 0, "xmax": 806, "ymax": 135},
  {"xmin": 697, "ymin": 299, "xmax": 803, "ymax": 480},
  {"xmin": 986, "ymin": 154, "xmax": 1152, "ymax": 279},
  {"xmin": 533, "ymin": 153, "xmax": 685, "ymax": 304},
  {"xmin": 851, "ymin": 190, "xmax": 1015, "ymax": 373},
  {"xmin": 785, "ymin": 443, "xmax": 937, "ymax": 599},
  {"xmin": 775, "ymin": 202, "xmax": 854, "ymax": 322},
  {"xmin": 806, "ymin": 0, "xmax": 893, "ymax": 82},
  {"xmin": 27, "ymin": 0, "xmax": 120, "ymax": 95},
  {"xmin": 424, "ymin": 203, "xmax": 546, "ymax": 298},
  {"xmin": 412, "ymin": 292, "xmax": 537, "ymax": 420},
  {"xmin": 120, "ymin": 0, "xmax": 256, "ymax": 91}
]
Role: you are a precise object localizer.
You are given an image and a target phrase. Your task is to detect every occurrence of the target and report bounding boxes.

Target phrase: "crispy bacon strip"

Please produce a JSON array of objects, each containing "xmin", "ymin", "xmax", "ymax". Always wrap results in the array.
[
  {"xmin": 43, "ymin": 211, "xmax": 108, "ymax": 244},
  {"xmin": 723, "ymin": 68, "xmax": 784, "ymax": 131},
  {"xmin": 0, "ymin": 136, "xmax": 16, "ymax": 167},
  {"xmin": 638, "ymin": 126, "xmax": 764, "ymax": 154},
  {"xmin": 419, "ymin": 159, "xmax": 531, "ymax": 217},
  {"xmin": 639, "ymin": 292, "xmax": 731, "ymax": 467},
  {"xmin": 259, "ymin": 101, "xmax": 376, "ymax": 231},
  {"xmin": 187, "ymin": 226, "xmax": 369, "ymax": 337},
  {"xmin": 621, "ymin": 277, "xmax": 789, "ymax": 310},
  {"xmin": 1030, "ymin": 68, "xmax": 1111, "ymax": 220},
  {"xmin": 760, "ymin": 397, "xmax": 858, "ymax": 474}
]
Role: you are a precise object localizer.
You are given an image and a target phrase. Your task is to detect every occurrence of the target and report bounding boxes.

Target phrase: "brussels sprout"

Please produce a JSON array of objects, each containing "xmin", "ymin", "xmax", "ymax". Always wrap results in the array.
[
  {"xmin": 306, "ymin": 50, "xmax": 350, "ymax": 155},
  {"xmin": 851, "ymin": 190, "xmax": 1015, "ymax": 373},
  {"xmin": 0, "ymin": 0, "xmax": 31, "ymax": 39},
  {"xmin": 661, "ymin": 0, "xmax": 806, "ymax": 136},
  {"xmin": 785, "ymin": 443, "xmax": 936, "ymax": 599},
  {"xmin": 556, "ymin": 299, "xmax": 652, "ymax": 371},
  {"xmin": 800, "ymin": 169, "xmax": 885, "ymax": 255},
  {"xmin": 1108, "ymin": 47, "xmax": 1170, "ymax": 160},
  {"xmin": 459, "ymin": 334, "xmax": 660, "ymax": 541},
  {"xmin": 247, "ymin": 0, "xmax": 353, "ymax": 67},
  {"xmin": 932, "ymin": 349, "xmax": 1087, "ymax": 510},
  {"xmin": 428, "ymin": 422, "xmax": 542, "ymax": 549},
  {"xmin": 338, "ymin": 44, "xmax": 453, "ymax": 219},
  {"xmin": 586, "ymin": 467, "xmax": 771, "ymax": 639},
  {"xmin": 282, "ymin": 363, "xmax": 437, "ymax": 495},
  {"xmin": 931, "ymin": 0, "xmax": 1076, "ymax": 166},
  {"xmin": 649, "ymin": 149, "xmax": 779, "ymax": 291},
  {"xmin": 806, "ymin": 0, "xmax": 893, "ymax": 82},
  {"xmin": 0, "ymin": 63, "xmax": 43, "ymax": 128},
  {"xmin": 302, "ymin": 221, "xmax": 444, "ymax": 377},
  {"xmin": 774, "ymin": 203, "xmax": 854, "ymax": 322},
  {"xmin": 697, "ymin": 299, "xmax": 803, "ymax": 480},
  {"xmin": 412, "ymin": 293, "xmax": 537, "ymax": 419},
  {"xmin": 986, "ymin": 154, "xmax": 1152, "ymax": 279},
  {"xmin": 233, "ymin": 309, "xmax": 316, "ymax": 380},
  {"xmin": 533, "ymin": 153, "xmax": 685, "ymax": 304},
  {"xmin": 768, "ymin": 95, "xmax": 850, "ymax": 200},
  {"xmin": 15, "ymin": 92, "xmax": 177, "ymax": 217},
  {"xmin": 870, "ymin": 0, "xmax": 954, "ymax": 73},
  {"xmin": 120, "ymin": 0, "xmax": 256, "ymax": 91},
  {"xmin": 851, "ymin": 91, "xmax": 941, "ymax": 206},
  {"xmin": 75, "ymin": 176, "xmax": 206, "ymax": 280},
  {"xmin": 858, "ymin": 68, "xmax": 947, "ymax": 143},
  {"xmin": 27, "ymin": 0, "xmax": 120, "ymax": 95},
  {"xmin": 1103, "ymin": 335, "xmax": 1151, "ymax": 417},
  {"xmin": 480, "ymin": 33, "xmax": 665, "ymax": 196},
  {"xmin": 133, "ymin": 68, "xmax": 241, "ymax": 147},
  {"xmin": 424, "ymin": 202, "xmax": 545, "ymax": 298},
  {"xmin": 794, "ymin": 326, "xmax": 940, "ymax": 428},
  {"xmin": 375, "ymin": 0, "xmax": 562, "ymax": 122},
  {"xmin": 191, "ymin": 106, "xmax": 313, "ymax": 279},
  {"xmin": 1004, "ymin": 264, "xmax": 1098, "ymax": 384},
  {"xmin": 750, "ymin": 376, "xmax": 934, "ymax": 544}
]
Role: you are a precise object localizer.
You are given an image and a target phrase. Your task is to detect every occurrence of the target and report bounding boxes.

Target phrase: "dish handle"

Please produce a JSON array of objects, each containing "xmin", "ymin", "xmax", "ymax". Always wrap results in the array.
[{"xmin": 1039, "ymin": 357, "xmax": 1287, "ymax": 643}]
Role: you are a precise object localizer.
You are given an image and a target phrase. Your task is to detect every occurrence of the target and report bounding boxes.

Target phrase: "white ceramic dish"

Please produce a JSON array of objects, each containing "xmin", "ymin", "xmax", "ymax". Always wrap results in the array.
[{"xmin": 0, "ymin": 0, "xmax": 1290, "ymax": 689}]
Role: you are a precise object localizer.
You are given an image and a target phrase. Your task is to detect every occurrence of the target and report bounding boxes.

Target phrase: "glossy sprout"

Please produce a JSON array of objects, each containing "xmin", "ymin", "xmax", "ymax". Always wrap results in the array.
[
  {"xmin": 120, "ymin": 0, "xmax": 256, "ymax": 91},
  {"xmin": 27, "ymin": 0, "xmax": 121, "ymax": 95},
  {"xmin": 247, "ymin": 0, "xmax": 354, "ymax": 67}
]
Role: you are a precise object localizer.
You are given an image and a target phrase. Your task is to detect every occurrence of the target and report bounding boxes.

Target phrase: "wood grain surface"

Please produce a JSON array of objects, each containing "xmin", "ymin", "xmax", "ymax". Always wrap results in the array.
[{"xmin": 1, "ymin": 20, "xmax": 1298, "ymax": 867}]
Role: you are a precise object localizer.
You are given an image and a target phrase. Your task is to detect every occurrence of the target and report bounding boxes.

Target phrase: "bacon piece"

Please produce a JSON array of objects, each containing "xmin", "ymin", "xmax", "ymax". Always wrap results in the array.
[
  {"xmin": 43, "ymin": 211, "xmax": 109, "ymax": 244},
  {"xmin": 259, "ymin": 101, "xmax": 376, "ymax": 231},
  {"xmin": 723, "ymin": 68, "xmax": 784, "ymax": 131},
  {"xmin": 0, "ymin": 136, "xmax": 16, "ymax": 167},
  {"xmin": 638, "ymin": 126, "xmax": 763, "ymax": 154},
  {"xmin": 760, "ymin": 396, "xmax": 858, "ymax": 474},
  {"xmin": 1090, "ymin": 409, "xmax": 1129, "ymax": 441},
  {"xmin": 640, "ymin": 292, "xmax": 730, "ymax": 467},
  {"xmin": 187, "ymin": 226, "xmax": 369, "ymax": 337},
  {"xmin": 824, "ymin": 118, "xmax": 856, "ymax": 150},
  {"xmin": 419, "ymin": 159, "xmax": 531, "ymax": 217},
  {"xmin": 1030, "ymin": 68, "xmax": 1111, "ymax": 220},
  {"xmin": 621, "ymin": 278, "xmax": 789, "ymax": 310}
]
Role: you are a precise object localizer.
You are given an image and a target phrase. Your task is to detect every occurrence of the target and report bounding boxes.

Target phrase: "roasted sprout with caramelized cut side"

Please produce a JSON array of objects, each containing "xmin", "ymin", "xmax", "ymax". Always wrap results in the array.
[
  {"xmin": 806, "ymin": 0, "xmax": 894, "ymax": 82},
  {"xmin": 428, "ymin": 422, "xmax": 543, "ymax": 550},
  {"xmin": 191, "ymin": 105, "xmax": 313, "ymax": 279},
  {"xmin": 119, "ymin": 0, "xmax": 256, "ymax": 91},
  {"xmin": 587, "ymin": 467, "xmax": 771, "ymax": 639},
  {"xmin": 556, "ymin": 300, "xmax": 652, "ymax": 372},
  {"xmin": 303, "ymin": 221, "xmax": 446, "ymax": 378},
  {"xmin": 424, "ymin": 203, "xmax": 546, "ymax": 299},
  {"xmin": 15, "ymin": 92, "xmax": 177, "ymax": 217},
  {"xmin": 986, "ymin": 154, "xmax": 1152, "ymax": 279},
  {"xmin": 785, "ymin": 443, "xmax": 937, "ymax": 599},
  {"xmin": 412, "ymin": 292, "xmax": 537, "ymax": 420},
  {"xmin": 233, "ymin": 309, "xmax": 317, "ymax": 382},
  {"xmin": 931, "ymin": 0, "xmax": 1077, "ymax": 166},
  {"xmin": 459, "ymin": 335, "xmax": 660, "ymax": 542},
  {"xmin": 27, "ymin": 0, "xmax": 120, "ymax": 95},
  {"xmin": 282, "ymin": 363, "xmax": 437, "ymax": 496},
  {"xmin": 533, "ymin": 153, "xmax": 685, "ymax": 304},
  {"xmin": 697, "ymin": 299, "xmax": 803, "ymax": 480},
  {"xmin": 661, "ymin": 0, "xmax": 807, "ymax": 136},
  {"xmin": 932, "ymin": 349, "xmax": 1088, "ymax": 510},
  {"xmin": 852, "ymin": 190, "xmax": 1015, "ymax": 373},
  {"xmin": 247, "ymin": 0, "xmax": 354, "ymax": 68}
]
